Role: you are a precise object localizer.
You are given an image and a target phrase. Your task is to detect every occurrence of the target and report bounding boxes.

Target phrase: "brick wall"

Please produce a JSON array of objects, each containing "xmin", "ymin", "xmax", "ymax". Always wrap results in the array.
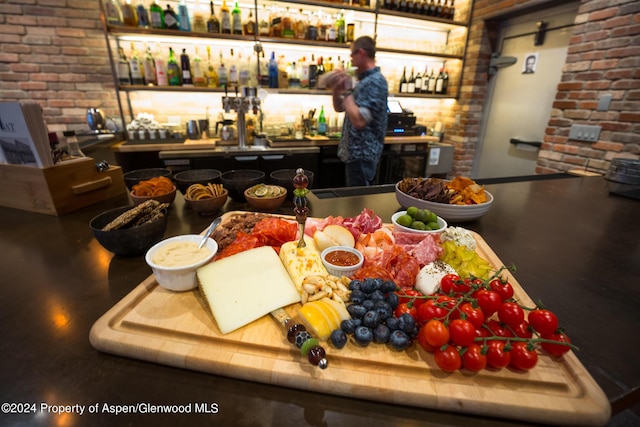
[
  {"xmin": 452, "ymin": 0, "xmax": 640, "ymax": 176},
  {"xmin": 1, "ymin": 0, "xmax": 637, "ymax": 175}
]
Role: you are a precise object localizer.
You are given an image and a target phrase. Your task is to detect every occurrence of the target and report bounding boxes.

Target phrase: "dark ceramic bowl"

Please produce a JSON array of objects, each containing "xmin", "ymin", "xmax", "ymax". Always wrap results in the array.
[
  {"xmin": 173, "ymin": 169, "xmax": 222, "ymax": 194},
  {"xmin": 220, "ymin": 169, "xmax": 265, "ymax": 202},
  {"xmin": 123, "ymin": 168, "xmax": 172, "ymax": 190},
  {"xmin": 90, "ymin": 205, "xmax": 168, "ymax": 257},
  {"xmin": 129, "ymin": 185, "xmax": 177, "ymax": 206},
  {"xmin": 269, "ymin": 169, "xmax": 315, "ymax": 200}
]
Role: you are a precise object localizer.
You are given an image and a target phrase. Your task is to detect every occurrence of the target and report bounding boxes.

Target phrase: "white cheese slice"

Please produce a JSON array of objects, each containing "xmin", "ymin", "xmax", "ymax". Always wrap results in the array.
[
  {"xmin": 415, "ymin": 260, "xmax": 457, "ymax": 295},
  {"xmin": 279, "ymin": 235, "xmax": 328, "ymax": 293},
  {"xmin": 197, "ymin": 246, "xmax": 300, "ymax": 334}
]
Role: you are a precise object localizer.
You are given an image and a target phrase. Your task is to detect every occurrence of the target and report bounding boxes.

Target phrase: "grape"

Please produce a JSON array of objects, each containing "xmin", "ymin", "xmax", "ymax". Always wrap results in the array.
[
  {"xmin": 330, "ymin": 329, "xmax": 348, "ymax": 349},
  {"xmin": 373, "ymin": 324, "xmax": 391, "ymax": 344},
  {"xmin": 354, "ymin": 326, "xmax": 373, "ymax": 346},
  {"xmin": 389, "ymin": 330, "xmax": 411, "ymax": 351}
]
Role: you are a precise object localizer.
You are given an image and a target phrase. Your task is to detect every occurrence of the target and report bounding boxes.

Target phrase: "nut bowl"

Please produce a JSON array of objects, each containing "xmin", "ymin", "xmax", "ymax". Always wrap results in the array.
[
  {"xmin": 90, "ymin": 205, "xmax": 168, "ymax": 257},
  {"xmin": 173, "ymin": 169, "xmax": 222, "ymax": 195},
  {"xmin": 123, "ymin": 168, "xmax": 172, "ymax": 190},
  {"xmin": 145, "ymin": 234, "xmax": 218, "ymax": 292},
  {"xmin": 391, "ymin": 210, "xmax": 447, "ymax": 234},
  {"xmin": 244, "ymin": 184, "xmax": 287, "ymax": 211},
  {"xmin": 321, "ymin": 246, "xmax": 364, "ymax": 278},
  {"xmin": 184, "ymin": 188, "xmax": 228, "ymax": 215},
  {"xmin": 221, "ymin": 169, "xmax": 265, "ymax": 202},
  {"xmin": 395, "ymin": 182, "xmax": 493, "ymax": 223},
  {"xmin": 130, "ymin": 185, "xmax": 177, "ymax": 206}
]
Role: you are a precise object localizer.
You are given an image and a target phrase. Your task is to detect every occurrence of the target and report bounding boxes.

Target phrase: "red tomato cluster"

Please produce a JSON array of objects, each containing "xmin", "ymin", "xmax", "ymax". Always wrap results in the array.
[{"xmin": 404, "ymin": 272, "xmax": 572, "ymax": 373}]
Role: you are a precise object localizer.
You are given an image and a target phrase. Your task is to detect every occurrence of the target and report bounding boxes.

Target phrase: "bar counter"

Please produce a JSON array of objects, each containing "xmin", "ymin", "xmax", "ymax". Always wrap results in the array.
[{"xmin": 0, "ymin": 175, "xmax": 638, "ymax": 426}]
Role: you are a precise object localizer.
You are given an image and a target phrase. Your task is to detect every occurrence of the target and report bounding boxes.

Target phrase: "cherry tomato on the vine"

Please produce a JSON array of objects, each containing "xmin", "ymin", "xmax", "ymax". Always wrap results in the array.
[
  {"xmin": 394, "ymin": 302, "xmax": 417, "ymax": 320},
  {"xmin": 512, "ymin": 321, "xmax": 533, "ymax": 339},
  {"xmin": 485, "ymin": 340, "xmax": 511, "ymax": 369},
  {"xmin": 475, "ymin": 289, "xmax": 502, "ymax": 318},
  {"xmin": 417, "ymin": 300, "xmax": 447, "ymax": 324},
  {"xmin": 422, "ymin": 319, "xmax": 450, "ymax": 348},
  {"xmin": 458, "ymin": 302, "xmax": 485, "ymax": 329},
  {"xmin": 498, "ymin": 302, "xmax": 525, "ymax": 328},
  {"xmin": 540, "ymin": 332, "xmax": 572, "ymax": 357},
  {"xmin": 509, "ymin": 341, "xmax": 538, "ymax": 371},
  {"xmin": 462, "ymin": 343, "xmax": 487, "ymax": 372},
  {"xmin": 439, "ymin": 273, "xmax": 461, "ymax": 294},
  {"xmin": 485, "ymin": 319, "xmax": 513, "ymax": 338},
  {"xmin": 434, "ymin": 345, "xmax": 462, "ymax": 372},
  {"xmin": 528, "ymin": 309, "xmax": 559, "ymax": 335},
  {"xmin": 396, "ymin": 289, "xmax": 425, "ymax": 309},
  {"xmin": 489, "ymin": 278, "xmax": 514, "ymax": 301},
  {"xmin": 448, "ymin": 318, "xmax": 476, "ymax": 347}
]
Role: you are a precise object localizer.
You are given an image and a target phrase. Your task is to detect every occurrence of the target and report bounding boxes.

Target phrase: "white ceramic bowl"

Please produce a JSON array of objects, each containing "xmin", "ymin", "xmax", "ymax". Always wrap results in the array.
[
  {"xmin": 391, "ymin": 210, "xmax": 447, "ymax": 234},
  {"xmin": 395, "ymin": 182, "xmax": 494, "ymax": 223},
  {"xmin": 321, "ymin": 246, "xmax": 364, "ymax": 277},
  {"xmin": 145, "ymin": 234, "xmax": 218, "ymax": 292}
]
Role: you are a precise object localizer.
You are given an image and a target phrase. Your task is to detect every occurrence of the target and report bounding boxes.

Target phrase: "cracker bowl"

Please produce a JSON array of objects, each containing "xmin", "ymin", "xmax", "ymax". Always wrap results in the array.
[{"xmin": 145, "ymin": 234, "xmax": 218, "ymax": 292}]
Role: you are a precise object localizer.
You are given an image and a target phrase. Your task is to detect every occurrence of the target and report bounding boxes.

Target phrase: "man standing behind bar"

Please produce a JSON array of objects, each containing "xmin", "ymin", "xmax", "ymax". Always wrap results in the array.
[{"xmin": 331, "ymin": 36, "xmax": 388, "ymax": 187}]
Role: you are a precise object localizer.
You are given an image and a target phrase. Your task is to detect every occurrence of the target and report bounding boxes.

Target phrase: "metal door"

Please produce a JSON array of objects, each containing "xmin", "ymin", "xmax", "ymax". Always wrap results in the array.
[{"xmin": 474, "ymin": 2, "xmax": 579, "ymax": 179}]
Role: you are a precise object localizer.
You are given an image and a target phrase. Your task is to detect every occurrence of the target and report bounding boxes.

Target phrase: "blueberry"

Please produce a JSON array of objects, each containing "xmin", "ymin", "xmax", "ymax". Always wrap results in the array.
[
  {"xmin": 354, "ymin": 326, "xmax": 373, "ymax": 347},
  {"xmin": 381, "ymin": 280, "xmax": 398, "ymax": 293},
  {"xmin": 386, "ymin": 292, "xmax": 399, "ymax": 309},
  {"xmin": 347, "ymin": 304, "xmax": 367, "ymax": 319},
  {"xmin": 398, "ymin": 313, "xmax": 416, "ymax": 334},
  {"xmin": 362, "ymin": 299, "xmax": 375, "ymax": 311},
  {"xmin": 348, "ymin": 279, "xmax": 362, "ymax": 292},
  {"xmin": 361, "ymin": 278, "xmax": 377, "ymax": 294},
  {"xmin": 374, "ymin": 301, "xmax": 393, "ymax": 320},
  {"xmin": 362, "ymin": 310, "xmax": 381, "ymax": 329},
  {"xmin": 385, "ymin": 316, "xmax": 400, "ymax": 331},
  {"xmin": 373, "ymin": 324, "xmax": 391, "ymax": 344},
  {"xmin": 369, "ymin": 289, "xmax": 386, "ymax": 303},
  {"xmin": 330, "ymin": 329, "xmax": 348, "ymax": 349},
  {"xmin": 340, "ymin": 318, "xmax": 358, "ymax": 334},
  {"xmin": 351, "ymin": 318, "xmax": 362, "ymax": 328},
  {"xmin": 350, "ymin": 289, "xmax": 366, "ymax": 305},
  {"xmin": 389, "ymin": 330, "xmax": 411, "ymax": 351}
]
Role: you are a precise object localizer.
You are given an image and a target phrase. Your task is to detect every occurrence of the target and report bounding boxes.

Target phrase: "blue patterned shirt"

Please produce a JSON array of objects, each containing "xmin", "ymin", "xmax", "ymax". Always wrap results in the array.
[{"xmin": 337, "ymin": 66, "xmax": 388, "ymax": 163}]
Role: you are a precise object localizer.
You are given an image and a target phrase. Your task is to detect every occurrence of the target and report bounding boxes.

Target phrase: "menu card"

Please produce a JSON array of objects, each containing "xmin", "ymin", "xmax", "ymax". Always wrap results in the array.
[{"xmin": 0, "ymin": 102, "xmax": 53, "ymax": 168}]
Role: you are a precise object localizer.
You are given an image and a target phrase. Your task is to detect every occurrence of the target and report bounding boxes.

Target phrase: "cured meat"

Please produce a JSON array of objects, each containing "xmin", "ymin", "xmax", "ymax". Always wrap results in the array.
[
  {"xmin": 343, "ymin": 208, "xmax": 383, "ymax": 240},
  {"xmin": 393, "ymin": 232, "xmax": 443, "ymax": 267},
  {"xmin": 252, "ymin": 217, "xmax": 297, "ymax": 250},
  {"xmin": 360, "ymin": 244, "xmax": 421, "ymax": 288},
  {"xmin": 215, "ymin": 231, "xmax": 263, "ymax": 260}
]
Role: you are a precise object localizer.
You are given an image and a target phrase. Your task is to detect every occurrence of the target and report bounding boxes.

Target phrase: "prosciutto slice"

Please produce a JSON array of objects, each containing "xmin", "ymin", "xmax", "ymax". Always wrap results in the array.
[{"xmin": 393, "ymin": 231, "xmax": 443, "ymax": 267}]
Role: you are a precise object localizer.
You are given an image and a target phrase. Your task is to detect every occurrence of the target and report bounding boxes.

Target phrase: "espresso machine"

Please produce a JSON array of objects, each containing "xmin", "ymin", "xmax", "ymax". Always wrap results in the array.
[{"xmin": 222, "ymin": 87, "xmax": 261, "ymax": 149}]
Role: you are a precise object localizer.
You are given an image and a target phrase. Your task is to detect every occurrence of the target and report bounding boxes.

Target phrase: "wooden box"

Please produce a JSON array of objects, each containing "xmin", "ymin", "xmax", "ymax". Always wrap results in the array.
[{"xmin": 0, "ymin": 157, "xmax": 128, "ymax": 215}]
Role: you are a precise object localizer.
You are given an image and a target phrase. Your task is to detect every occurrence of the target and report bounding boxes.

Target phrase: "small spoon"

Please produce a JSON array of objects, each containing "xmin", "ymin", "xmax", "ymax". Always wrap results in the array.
[{"xmin": 199, "ymin": 217, "xmax": 222, "ymax": 249}]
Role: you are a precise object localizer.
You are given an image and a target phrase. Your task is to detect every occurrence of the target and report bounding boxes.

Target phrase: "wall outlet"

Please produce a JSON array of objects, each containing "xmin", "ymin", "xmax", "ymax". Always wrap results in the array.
[{"xmin": 569, "ymin": 124, "xmax": 601, "ymax": 142}]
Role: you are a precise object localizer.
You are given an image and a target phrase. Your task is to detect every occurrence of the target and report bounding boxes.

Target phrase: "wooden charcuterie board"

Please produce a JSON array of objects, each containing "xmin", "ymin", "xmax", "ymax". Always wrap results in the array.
[{"xmin": 90, "ymin": 212, "xmax": 610, "ymax": 426}]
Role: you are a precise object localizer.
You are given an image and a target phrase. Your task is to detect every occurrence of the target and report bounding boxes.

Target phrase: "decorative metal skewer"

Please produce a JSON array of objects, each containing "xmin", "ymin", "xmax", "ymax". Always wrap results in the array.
[{"xmin": 293, "ymin": 168, "xmax": 310, "ymax": 249}]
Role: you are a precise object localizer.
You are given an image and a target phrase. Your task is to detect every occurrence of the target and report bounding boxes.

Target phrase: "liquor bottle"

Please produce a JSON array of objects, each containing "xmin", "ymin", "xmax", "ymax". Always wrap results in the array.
[
  {"xmin": 346, "ymin": 10, "xmax": 355, "ymax": 43},
  {"xmin": 315, "ymin": 56, "xmax": 325, "ymax": 88},
  {"xmin": 281, "ymin": 7, "xmax": 294, "ymax": 38},
  {"xmin": 220, "ymin": 0, "xmax": 231, "ymax": 34},
  {"xmin": 414, "ymin": 0, "xmax": 424, "ymax": 15},
  {"xmin": 268, "ymin": 51, "xmax": 279, "ymax": 88},
  {"xmin": 336, "ymin": 10, "xmax": 346, "ymax": 43},
  {"xmin": 270, "ymin": 4, "xmax": 282, "ymax": 37},
  {"xmin": 398, "ymin": 0, "xmax": 407, "ymax": 12},
  {"xmin": 105, "ymin": 0, "xmax": 124, "ymax": 26},
  {"xmin": 435, "ymin": 0, "xmax": 443, "ymax": 17},
  {"xmin": 206, "ymin": 46, "xmax": 218, "ymax": 87},
  {"xmin": 442, "ymin": 68, "xmax": 449, "ymax": 94},
  {"xmin": 149, "ymin": 1, "xmax": 164, "ymax": 28},
  {"xmin": 318, "ymin": 105, "xmax": 327, "ymax": 135},
  {"xmin": 207, "ymin": 1, "xmax": 221, "ymax": 33},
  {"xmin": 228, "ymin": 49, "xmax": 238, "ymax": 86},
  {"xmin": 178, "ymin": 0, "xmax": 191, "ymax": 31},
  {"xmin": 167, "ymin": 47, "xmax": 182, "ymax": 85},
  {"xmin": 435, "ymin": 68, "xmax": 444, "ymax": 94},
  {"xmin": 143, "ymin": 46, "xmax": 156, "ymax": 85},
  {"xmin": 180, "ymin": 49, "xmax": 193, "ymax": 85},
  {"xmin": 316, "ymin": 11, "xmax": 327, "ymax": 41},
  {"xmin": 192, "ymin": 3, "xmax": 207, "ymax": 32},
  {"xmin": 136, "ymin": 0, "xmax": 150, "ymax": 28},
  {"xmin": 427, "ymin": 67, "xmax": 436, "ymax": 93},
  {"xmin": 406, "ymin": 0, "xmax": 415, "ymax": 14},
  {"xmin": 399, "ymin": 66, "xmax": 408, "ymax": 93},
  {"xmin": 129, "ymin": 43, "xmax": 144, "ymax": 85},
  {"xmin": 299, "ymin": 56, "xmax": 310, "ymax": 88},
  {"xmin": 164, "ymin": 4, "xmax": 180, "ymax": 29},
  {"xmin": 420, "ymin": 65, "xmax": 429, "ymax": 92},
  {"xmin": 243, "ymin": 9, "xmax": 256, "ymax": 36},
  {"xmin": 427, "ymin": 0, "xmax": 436, "ymax": 16},
  {"xmin": 218, "ymin": 52, "xmax": 228, "ymax": 88},
  {"xmin": 258, "ymin": 5, "xmax": 270, "ymax": 36},
  {"xmin": 307, "ymin": 11, "xmax": 318, "ymax": 40},
  {"xmin": 308, "ymin": 54, "xmax": 318, "ymax": 89},
  {"xmin": 383, "ymin": 0, "xmax": 393, "ymax": 10},
  {"xmin": 121, "ymin": 0, "xmax": 138, "ymax": 26},
  {"xmin": 407, "ymin": 67, "xmax": 415, "ymax": 93},
  {"xmin": 231, "ymin": 1, "xmax": 242, "ymax": 35},
  {"xmin": 442, "ymin": 0, "xmax": 450, "ymax": 20},
  {"xmin": 238, "ymin": 51, "xmax": 250, "ymax": 86},
  {"xmin": 155, "ymin": 44, "xmax": 168, "ymax": 85},
  {"xmin": 294, "ymin": 9, "xmax": 306, "ymax": 40},
  {"xmin": 414, "ymin": 69, "xmax": 422, "ymax": 93},
  {"xmin": 448, "ymin": 0, "xmax": 455, "ymax": 20},
  {"xmin": 117, "ymin": 47, "xmax": 131, "ymax": 85}
]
